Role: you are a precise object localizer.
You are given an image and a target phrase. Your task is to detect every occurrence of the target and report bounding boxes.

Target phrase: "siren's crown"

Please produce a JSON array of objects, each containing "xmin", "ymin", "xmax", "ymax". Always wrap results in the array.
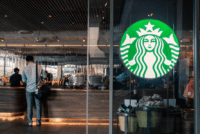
[{"xmin": 136, "ymin": 22, "xmax": 163, "ymax": 37}]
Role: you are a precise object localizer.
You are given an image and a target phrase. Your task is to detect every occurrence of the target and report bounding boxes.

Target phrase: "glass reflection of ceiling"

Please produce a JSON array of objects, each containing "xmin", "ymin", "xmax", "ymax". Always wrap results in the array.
[
  {"xmin": 0, "ymin": 0, "xmax": 193, "ymax": 61},
  {"xmin": 0, "ymin": 0, "xmax": 193, "ymax": 31},
  {"xmin": 0, "ymin": 0, "xmax": 113, "ymax": 31}
]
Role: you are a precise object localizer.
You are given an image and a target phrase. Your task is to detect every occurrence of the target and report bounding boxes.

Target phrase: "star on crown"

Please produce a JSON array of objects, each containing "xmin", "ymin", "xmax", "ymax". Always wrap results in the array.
[{"xmin": 136, "ymin": 22, "xmax": 163, "ymax": 37}]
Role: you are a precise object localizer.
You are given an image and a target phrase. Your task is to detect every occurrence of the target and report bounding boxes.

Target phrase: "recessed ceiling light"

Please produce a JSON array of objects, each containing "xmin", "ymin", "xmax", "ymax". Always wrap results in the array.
[
  {"xmin": 48, "ymin": 15, "xmax": 52, "ymax": 18},
  {"xmin": 1, "ymin": 38, "xmax": 4, "ymax": 42},
  {"xmin": 83, "ymin": 39, "xmax": 85, "ymax": 42},
  {"xmin": 5, "ymin": 15, "xmax": 7, "ymax": 17},
  {"xmin": 41, "ymin": 22, "xmax": 44, "ymax": 24},
  {"xmin": 148, "ymin": 13, "xmax": 153, "ymax": 17}
]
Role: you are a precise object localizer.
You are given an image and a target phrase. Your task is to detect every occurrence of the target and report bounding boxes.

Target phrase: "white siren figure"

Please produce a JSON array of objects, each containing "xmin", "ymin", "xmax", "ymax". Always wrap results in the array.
[{"xmin": 125, "ymin": 22, "xmax": 171, "ymax": 78}]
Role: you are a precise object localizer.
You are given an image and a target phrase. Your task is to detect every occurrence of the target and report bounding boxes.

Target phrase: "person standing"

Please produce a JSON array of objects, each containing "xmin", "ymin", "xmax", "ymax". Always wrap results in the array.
[
  {"xmin": 22, "ymin": 56, "xmax": 46, "ymax": 127},
  {"xmin": 10, "ymin": 68, "xmax": 22, "ymax": 87},
  {"xmin": 45, "ymin": 71, "xmax": 53, "ymax": 86}
]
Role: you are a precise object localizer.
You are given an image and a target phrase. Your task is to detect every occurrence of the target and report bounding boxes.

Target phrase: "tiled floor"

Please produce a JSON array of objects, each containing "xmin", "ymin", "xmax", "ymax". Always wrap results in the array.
[
  {"xmin": 0, "ymin": 118, "xmax": 166, "ymax": 134},
  {"xmin": 0, "ymin": 118, "xmax": 116, "ymax": 134}
]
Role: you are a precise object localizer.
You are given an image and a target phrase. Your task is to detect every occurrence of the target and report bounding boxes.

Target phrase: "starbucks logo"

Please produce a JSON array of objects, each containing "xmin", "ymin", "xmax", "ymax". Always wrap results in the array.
[{"xmin": 120, "ymin": 19, "xmax": 179, "ymax": 78}]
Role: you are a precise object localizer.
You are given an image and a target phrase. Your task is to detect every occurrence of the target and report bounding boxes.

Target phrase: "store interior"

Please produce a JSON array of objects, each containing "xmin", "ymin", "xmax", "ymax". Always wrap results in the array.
[{"xmin": 0, "ymin": 0, "xmax": 195, "ymax": 134}]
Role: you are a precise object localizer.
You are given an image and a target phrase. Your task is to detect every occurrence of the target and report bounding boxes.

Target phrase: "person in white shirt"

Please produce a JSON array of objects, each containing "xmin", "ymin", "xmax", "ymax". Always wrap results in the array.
[{"xmin": 22, "ymin": 56, "xmax": 46, "ymax": 127}]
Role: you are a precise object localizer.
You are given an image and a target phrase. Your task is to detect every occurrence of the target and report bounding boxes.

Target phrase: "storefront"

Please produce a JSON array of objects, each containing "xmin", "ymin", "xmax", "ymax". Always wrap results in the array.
[{"xmin": 0, "ymin": 0, "xmax": 199, "ymax": 133}]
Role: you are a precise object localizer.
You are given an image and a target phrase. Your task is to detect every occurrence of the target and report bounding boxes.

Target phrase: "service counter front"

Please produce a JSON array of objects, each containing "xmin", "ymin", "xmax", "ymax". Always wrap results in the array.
[
  {"xmin": 0, "ymin": 87, "xmax": 173, "ymax": 120},
  {"xmin": 0, "ymin": 87, "xmax": 26, "ymax": 114}
]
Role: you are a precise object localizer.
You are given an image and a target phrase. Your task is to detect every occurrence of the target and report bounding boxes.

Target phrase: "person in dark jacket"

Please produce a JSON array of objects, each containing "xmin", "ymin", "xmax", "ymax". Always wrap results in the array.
[
  {"xmin": 45, "ymin": 71, "xmax": 53, "ymax": 86},
  {"xmin": 10, "ymin": 68, "xmax": 22, "ymax": 87}
]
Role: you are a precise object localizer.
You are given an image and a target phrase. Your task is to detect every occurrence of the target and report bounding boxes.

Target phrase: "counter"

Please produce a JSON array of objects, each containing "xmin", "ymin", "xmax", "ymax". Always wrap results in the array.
[
  {"xmin": 0, "ymin": 87, "xmax": 173, "ymax": 119},
  {"xmin": 33, "ymin": 88, "xmax": 131, "ymax": 119},
  {"xmin": 0, "ymin": 87, "xmax": 26, "ymax": 113}
]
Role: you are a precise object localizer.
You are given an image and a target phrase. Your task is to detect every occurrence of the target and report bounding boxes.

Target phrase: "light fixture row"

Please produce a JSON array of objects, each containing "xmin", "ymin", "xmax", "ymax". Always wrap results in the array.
[{"xmin": 0, "ymin": 44, "xmax": 119, "ymax": 47}]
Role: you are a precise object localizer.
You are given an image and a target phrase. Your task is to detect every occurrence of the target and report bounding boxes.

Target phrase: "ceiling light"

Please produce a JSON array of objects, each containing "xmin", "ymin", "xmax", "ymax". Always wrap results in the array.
[
  {"xmin": 7, "ymin": 44, "xmax": 24, "ymax": 47},
  {"xmin": 25, "ymin": 44, "xmax": 45, "ymax": 47},
  {"xmin": 83, "ymin": 45, "xmax": 107, "ymax": 47},
  {"xmin": 47, "ymin": 45, "xmax": 63, "ymax": 47},
  {"xmin": 102, "ymin": 17, "xmax": 104, "ymax": 19},
  {"xmin": 5, "ymin": 15, "xmax": 7, "ymax": 17},
  {"xmin": 41, "ymin": 22, "xmax": 44, "ymax": 24},
  {"xmin": 48, "ymin": 15, "xmax": 52, "ymax": 18},
  {"xmin": 64, "ymin": 45, "xmax": 82, "ymax": 47},
  {"xmin": 0, "ymin": 38, "xmax": 4, "ymax": 42},
  {"xmin": 105, "ymin": 3, "xmax": 107, "ymax": 6},
  {"xmin": 148, "ymin": 13, "xmax": 153, "ymax": 17},
  {"xmin": 0, "ymin": 44, "xmax": 5, "ymax": 47},
  {"xmin": 96, "ymin": 15, "xmax": 98, "ymax": 17},
  {"xmin": 97, "ymin": 45, "xmax": 107, "ymax": 46},
  {"xmin": 83, "ymin": 39, "xmax": 85, "ymax": 42}
]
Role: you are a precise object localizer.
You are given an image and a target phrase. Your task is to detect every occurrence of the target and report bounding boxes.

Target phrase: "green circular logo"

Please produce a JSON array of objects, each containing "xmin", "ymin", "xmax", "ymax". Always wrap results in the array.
[{"xmin": 120, "ymin": 19, "xmax": 179, "ymax": 78}]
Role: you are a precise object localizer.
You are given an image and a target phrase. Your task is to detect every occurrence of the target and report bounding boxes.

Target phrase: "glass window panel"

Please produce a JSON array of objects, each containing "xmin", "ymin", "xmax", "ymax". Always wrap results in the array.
[
  {"xmin": 87, "ymin": 0, "xmax": 110, "ymax": 133},
  {"xmin": 0, "ymin": 0, "xmax": 88, "ymax": 132},
  {"xmin": 113, "ymin": 0, "xmax": 194, "ymax": 133}
]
